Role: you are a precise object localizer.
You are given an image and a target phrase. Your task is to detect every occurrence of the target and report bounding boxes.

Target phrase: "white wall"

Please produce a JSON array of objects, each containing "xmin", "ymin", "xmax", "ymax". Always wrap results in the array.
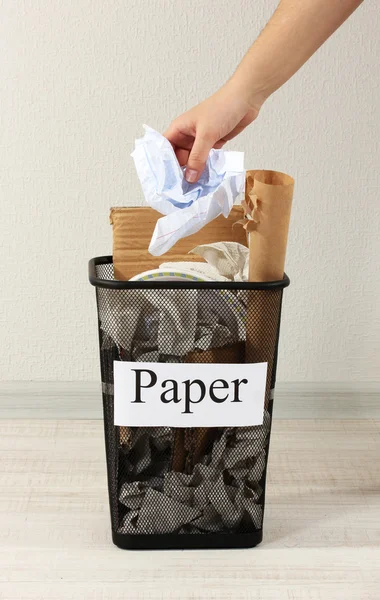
[{"xmin": 1, "ymin": 0, "xmax": 379, "ymax": 383}]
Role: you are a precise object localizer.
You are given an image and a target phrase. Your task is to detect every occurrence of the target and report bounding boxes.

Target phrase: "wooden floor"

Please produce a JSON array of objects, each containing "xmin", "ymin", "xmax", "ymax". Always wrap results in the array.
[{"xmin": 0, "ymin": 418, "xmax": 379, "ymax": 599}]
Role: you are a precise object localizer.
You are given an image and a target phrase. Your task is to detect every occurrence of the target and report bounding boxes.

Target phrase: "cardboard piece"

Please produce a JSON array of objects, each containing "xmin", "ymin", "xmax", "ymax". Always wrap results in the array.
[
  {"xmin": 110, "ymin": 206, "xmax": 247, "ymax": 281},
  {"xmin": 244, "ymin": 170, "xmax": 294, "ymax": 408}
]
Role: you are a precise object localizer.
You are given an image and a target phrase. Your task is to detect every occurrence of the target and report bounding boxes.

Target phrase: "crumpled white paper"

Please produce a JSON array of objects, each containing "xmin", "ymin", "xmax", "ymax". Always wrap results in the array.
[
  {"xmin": 160, "ymin": 242, "xmax": 249, "ymax": 282},
  {"xmin": 131, "ymin": 125, "xmax": 245, "ymax": 256},
  {"xmin": 159, "ymin": 260, "xmax": 229, "ymax": 282}
]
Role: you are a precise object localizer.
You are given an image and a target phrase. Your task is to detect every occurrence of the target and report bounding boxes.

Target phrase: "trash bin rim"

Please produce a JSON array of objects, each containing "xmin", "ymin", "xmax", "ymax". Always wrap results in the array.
[{"xmin": 89, "ymin": 256, "xmax": 290, "ymax": 291}]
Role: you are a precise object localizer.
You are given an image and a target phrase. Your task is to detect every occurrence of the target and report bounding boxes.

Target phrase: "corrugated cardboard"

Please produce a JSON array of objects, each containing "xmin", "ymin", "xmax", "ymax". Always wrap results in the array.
[{"xmin": 110, "ymin": 206, "xmax": 248, "ymax": 281}]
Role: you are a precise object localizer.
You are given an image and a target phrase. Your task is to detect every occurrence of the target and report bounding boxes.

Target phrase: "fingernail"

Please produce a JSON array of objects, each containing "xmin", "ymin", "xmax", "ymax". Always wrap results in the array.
[{"xmin": 185, "ymin": 169, "xmax": 198, "ymax": 183}]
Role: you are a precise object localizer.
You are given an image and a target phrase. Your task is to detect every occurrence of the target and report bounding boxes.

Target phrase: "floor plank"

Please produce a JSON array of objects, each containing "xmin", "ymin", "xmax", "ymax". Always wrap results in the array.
[
  {"xmin": 0, "ymin": 418, "xmax": 379, "ymax": 600},
  {"xmin": 1, "ymin": 381, "xmax": 379, "ymax": 419}
]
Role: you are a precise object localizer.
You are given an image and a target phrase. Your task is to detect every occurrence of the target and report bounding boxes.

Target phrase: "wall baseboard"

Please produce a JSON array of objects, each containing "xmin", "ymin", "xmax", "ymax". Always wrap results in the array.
[{"xmin": 0, "ymin": 381, "xmax": 379, "ymax": 420}]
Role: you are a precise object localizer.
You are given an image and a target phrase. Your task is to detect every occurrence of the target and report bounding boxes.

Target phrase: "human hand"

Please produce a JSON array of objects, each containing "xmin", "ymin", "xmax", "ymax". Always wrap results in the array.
[{"xmin": 164, "ymin": 78, "xmax": 262, "ymax": 183}]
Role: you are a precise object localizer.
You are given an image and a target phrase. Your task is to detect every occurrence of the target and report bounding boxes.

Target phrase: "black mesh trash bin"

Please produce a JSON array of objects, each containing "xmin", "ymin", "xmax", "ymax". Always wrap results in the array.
[{"xmin": 89, "ymin": 256, "xmax": 289, "ymax": 550}]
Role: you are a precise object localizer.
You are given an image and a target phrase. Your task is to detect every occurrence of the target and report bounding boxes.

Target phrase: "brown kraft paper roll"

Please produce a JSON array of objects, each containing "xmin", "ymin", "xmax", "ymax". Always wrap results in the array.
[
  {"xmin": 244, "ymin": 170, "xmax": 294, "ymax": 408},
  {"xmin": 171, "ymin": 341, "xmax": 246, "ymax": 473}
]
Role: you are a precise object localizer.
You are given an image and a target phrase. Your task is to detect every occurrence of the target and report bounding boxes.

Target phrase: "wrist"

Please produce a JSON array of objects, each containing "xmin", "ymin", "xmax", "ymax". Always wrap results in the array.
[{"xmin": 229, "ymin": 68, "xmax": 272, "ymax": 112}]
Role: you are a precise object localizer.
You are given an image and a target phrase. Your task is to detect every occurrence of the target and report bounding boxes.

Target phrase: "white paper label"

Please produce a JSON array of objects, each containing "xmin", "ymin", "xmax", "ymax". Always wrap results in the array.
[{"xmin": 114, "ymin": 361, "xmax": 267, "ymax": 428}]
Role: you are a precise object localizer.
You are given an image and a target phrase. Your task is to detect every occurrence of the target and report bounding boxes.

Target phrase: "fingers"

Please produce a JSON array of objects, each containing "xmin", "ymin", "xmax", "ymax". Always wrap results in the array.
[
  {"xmin": 164, "ymin": 122, "xmax": 194, "ymax": 150},
  {"xmin": 217, "ymin": 123, "xmax": 248, "ymax": 143},
  {"xmin": 213, "ymin": 139, "xmax": 227, "ymax": 149},
  {"xmin": 164, "ymin": 119, "xmax": 217, "ymax": 183},
  {"xmin": 164, "ymin": 122, "xmax": 192, "ymax": 166},
  {"xmin": 175, "ymin": 147, "xmax": 189, "ymax": 167},
  {"xmin": 185, "ymin": 131, "xmax": 215, "ymax": 183}
]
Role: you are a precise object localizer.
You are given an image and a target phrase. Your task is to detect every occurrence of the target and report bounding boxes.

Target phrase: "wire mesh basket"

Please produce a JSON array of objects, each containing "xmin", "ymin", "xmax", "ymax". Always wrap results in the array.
[{"xmin": 89, "ymin": 256, "xmax": 289, "ymax": 549}]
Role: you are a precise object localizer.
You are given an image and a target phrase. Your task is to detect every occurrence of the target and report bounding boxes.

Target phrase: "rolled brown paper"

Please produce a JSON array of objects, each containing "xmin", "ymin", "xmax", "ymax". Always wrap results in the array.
[
  {"xmin": 171, "ymin": 429, "xmax": 187, "ymax": 473},
  {"xmin": 245, "ymin": 170, "xmax": 294, "ymax": 408},
  {"xmin": 110, "ymin": 206, "xmax": 248, "ymax": 281},
  {"xmin": 171, "ymin": 341, "xmax": 246, "ymax": 473},
  {"xmin": 246, "ymin": 170, "xmax": 294, "ymax": 282}
]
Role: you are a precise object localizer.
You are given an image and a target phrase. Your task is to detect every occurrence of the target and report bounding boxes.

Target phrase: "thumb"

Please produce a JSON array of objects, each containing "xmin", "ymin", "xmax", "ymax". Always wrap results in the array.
[{"xmin": 185, "ymin": 132, "xmax": 214, "ymax": 183}]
